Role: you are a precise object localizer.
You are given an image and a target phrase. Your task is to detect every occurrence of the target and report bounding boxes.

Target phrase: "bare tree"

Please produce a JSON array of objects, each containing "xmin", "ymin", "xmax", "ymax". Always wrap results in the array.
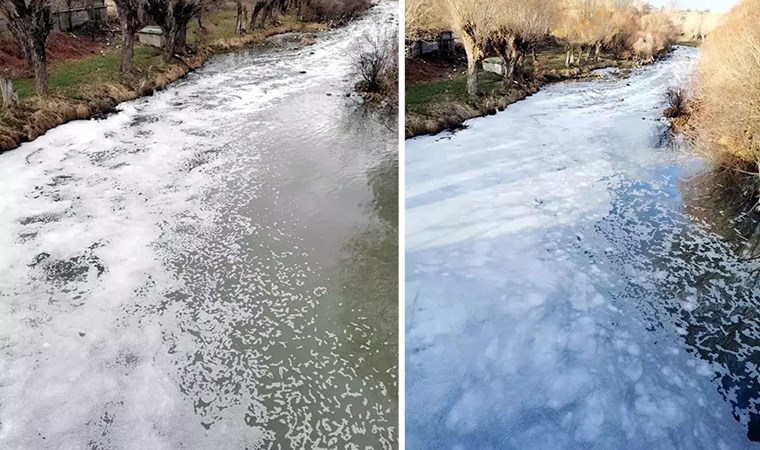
[
  {"xmin": 0, "ymin": 0, "xmax": 52, "ymax": 94},
  {"xmin": 352, "ymin": 25, "xmax": 397, "ymax": 92},
  {"xmin": 490, "ymin": 0, "xmax": 559, "ymax": 84},
  {"xmin": 144, "ymin": 0, "xmax": 205, "ymax": 61},
  {"xmin": 405, "ymin": 0, "xmax": 445, "ymax": 41},
  {"xmin": 114, "ymin": 0, "xmax": 144, "ymax": 72},
  {"xmin": 555, "ymin": 0, "xmax": 614, "ymax": 67},
  {"xmin": 441, "ymin": 0, "xmax": 496, "ymax": 96}
]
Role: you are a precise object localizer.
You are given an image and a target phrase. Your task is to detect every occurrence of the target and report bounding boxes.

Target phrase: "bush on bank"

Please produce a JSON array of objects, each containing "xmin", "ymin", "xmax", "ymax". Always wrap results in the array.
[{"xmin": 689, "ymin": 0, "xmax": 760, "ymax": 175}]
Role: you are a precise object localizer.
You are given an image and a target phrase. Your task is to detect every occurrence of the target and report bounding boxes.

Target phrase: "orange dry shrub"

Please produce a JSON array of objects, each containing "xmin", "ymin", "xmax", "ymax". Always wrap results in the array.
[
  {"xmin": 690, "ymin": 0, "xmax": 760, "ymax": 169},
  {"xmin": 630, "ymin": 12, "xmax": 678, "ymax": 60}
]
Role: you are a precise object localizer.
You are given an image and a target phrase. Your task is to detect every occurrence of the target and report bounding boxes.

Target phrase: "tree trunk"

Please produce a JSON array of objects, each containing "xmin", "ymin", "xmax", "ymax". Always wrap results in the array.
[
  {"xmin": 461, "ymin": 37, "xmax": 479, "ymax": 97},
  {"xmin": 163, "ymin": 30, "xmax": 176, "ymax": 61},
  {"xmin": 251, "ymin": 1, "xmax": 266, "ymax": 30},
  {"xmin": 235, "ymin": 1, "xmax": 244, "ymax": 33},
  {"xmin": 31, "ymin": 49, "xmax": 48, "ymax": 95},
  {"xmin": 66, "ymin": 0, "xmax": 74, "ymax": 30},
  {"xmin": 175, "ymin": 22, "xmax": 187, "ymax": 53},
  {"xmin": 495, "ymin": 44, "xmax": 510, "ymax": 84},
  {"xmin": 121, "ymin": 27, "xmax": 135, "ymax": 72},
  {"xmin": 594, "ymin": 43, "xmax": 601, "ymax": 62},
  {"xmin": 565, "ymin": 49, "xmax": 571, "ymax": 68},
  {"xmin": 569, "ymin": 47, "xmax": 575, "ymax": 67},
  {"xmin": 0, "ymin": 77, "xmax": 18, "ymax": 108},
  {"xmin": 466, "ymin": 57, "xmax": 479, "ymax": 96}
]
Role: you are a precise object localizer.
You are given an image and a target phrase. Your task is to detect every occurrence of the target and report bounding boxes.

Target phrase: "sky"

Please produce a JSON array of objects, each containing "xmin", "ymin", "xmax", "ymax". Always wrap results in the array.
[{"xmin": 648, "ymin": 0, "xmax": 739, "ymax": 12}]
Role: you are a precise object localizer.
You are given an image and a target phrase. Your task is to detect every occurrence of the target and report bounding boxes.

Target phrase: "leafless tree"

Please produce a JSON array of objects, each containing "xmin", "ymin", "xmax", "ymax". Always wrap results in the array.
[
  {"xmin": 441, "ymin": 0, "xmax": 497, "ymax": 96},
  {"xmin": 352, "ymin": 25, "xmax": 397, "ymax": 92},
  {"xmin": 0, "ymin": 0, "xmax": 52, "ymax": 94},
  {"xmin": 144, "ymin": 0, "xmax": 205, "ymax": 61},
  {"xmin": 114, "ymin": 0, "xmax": 144, "ymax": 72},
  {"xmin": 405, "ymin": 0, "xmax": 445, "ymax": 41},
  {"xmin": 490, "ymin": 0, "xmax": 559, "ymax": 83}
]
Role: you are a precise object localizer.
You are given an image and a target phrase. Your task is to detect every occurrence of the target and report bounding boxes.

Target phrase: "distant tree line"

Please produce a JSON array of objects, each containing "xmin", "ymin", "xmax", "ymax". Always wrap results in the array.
[{"xmin": 406, "ymin": 0, "xmax": 719, "ymax": 96}]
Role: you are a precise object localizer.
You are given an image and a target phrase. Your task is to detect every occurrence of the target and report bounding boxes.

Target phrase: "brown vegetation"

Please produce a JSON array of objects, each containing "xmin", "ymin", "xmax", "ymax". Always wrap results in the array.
[
  {"xmin": 0, "ymin": 60, "xmax": 192, "ymax": 151},
  {"xmin": 687, "ymin": 0, "xmax": 760, "ymax": 181},
  {"xmin": 300, "ymin": 0, "xmax": 370, "ymax": 22},
  {"xmin": 352, "ymin": 25, "xmax": 398, "ymax": 107}
]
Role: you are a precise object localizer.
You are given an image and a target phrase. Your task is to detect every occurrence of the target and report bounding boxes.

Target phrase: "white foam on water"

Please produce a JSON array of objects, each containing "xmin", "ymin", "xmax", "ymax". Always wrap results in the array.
[
  {"xmin": 406, "ymin": 47, "xmax": 758, "ymax": 449},
  {"xmin": 0, "ymin": 2, "xmax": 398, "ymax": 448}
]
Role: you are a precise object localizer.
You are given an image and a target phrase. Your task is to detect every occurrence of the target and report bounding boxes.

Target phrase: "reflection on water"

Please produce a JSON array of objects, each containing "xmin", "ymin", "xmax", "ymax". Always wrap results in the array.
[
  {"xmin": 596, "ymin": 134, "xmax": 760, "ymax": 440},
  {"xmin": 337, "ymin": 156, "xmax": 399, "ymax": 389}
]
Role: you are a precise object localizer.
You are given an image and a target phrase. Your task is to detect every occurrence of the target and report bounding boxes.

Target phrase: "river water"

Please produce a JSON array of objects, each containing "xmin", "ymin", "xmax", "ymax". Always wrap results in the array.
[
  {"xmin": 406, "ymin": 46, "xmax": 760, "ymax": 449},
  {"xmin": 0, "ymin": 3, "xmax": 398, "ymax": 448}
]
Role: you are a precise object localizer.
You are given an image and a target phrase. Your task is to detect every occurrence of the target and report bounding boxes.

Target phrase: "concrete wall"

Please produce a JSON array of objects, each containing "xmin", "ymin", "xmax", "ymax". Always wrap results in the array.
[
  {"xmin": 137, "ymin": 32, "xmax": 165, "ymax": 48},
  {"xmin": 483, "ymin": 58, "xmax": 505, "ymax": 76}
]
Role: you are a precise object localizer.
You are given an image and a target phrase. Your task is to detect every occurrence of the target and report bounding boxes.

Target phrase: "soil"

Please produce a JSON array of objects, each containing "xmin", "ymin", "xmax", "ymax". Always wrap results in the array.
[
  {"xmin": 405, "ymin": 54, "xmax": 466, "ymax": 86},
  {"xmin": 0, "ymin": 32, "xmax": 109, "ymax": 78}
]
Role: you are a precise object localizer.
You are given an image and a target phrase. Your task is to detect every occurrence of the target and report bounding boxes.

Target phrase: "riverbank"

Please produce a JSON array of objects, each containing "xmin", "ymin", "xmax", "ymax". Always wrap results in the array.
[
  {"xmin": 405, "ymin": 46, "xmax": 651, "ymax": 139},
  {"xmin": 0, "ymin": 11, "xmax": 331, "ymax": 152}
]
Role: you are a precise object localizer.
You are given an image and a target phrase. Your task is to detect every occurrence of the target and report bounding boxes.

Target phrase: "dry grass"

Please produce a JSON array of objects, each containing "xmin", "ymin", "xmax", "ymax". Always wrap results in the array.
[
  {"xmin": 0, "ymin": 61, "xmax": 194, "ymax": 151},
  {"xmin": 689, "ymin": 0, "xmax": 760, "ymax": 175},
  {"xmin": 0, "ymin": 6, "xmax": 336, "ymax": 153}
]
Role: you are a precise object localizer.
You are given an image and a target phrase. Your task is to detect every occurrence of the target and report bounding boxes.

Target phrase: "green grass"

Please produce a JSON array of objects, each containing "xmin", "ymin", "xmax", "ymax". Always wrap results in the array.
[
  {"xmin": 406, "ymin": 71, "xmax": 503, "ymax": 113},
  {"xmin": 11, "ymin": 46, "xmax": 163, "ymax": 100}
]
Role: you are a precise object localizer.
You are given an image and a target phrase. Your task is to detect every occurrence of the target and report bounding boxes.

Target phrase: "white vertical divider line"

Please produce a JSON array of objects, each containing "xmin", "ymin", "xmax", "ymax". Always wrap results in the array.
[{"xmin": 397, "ymin": 0, "xmax": 406, "ymax": 447}]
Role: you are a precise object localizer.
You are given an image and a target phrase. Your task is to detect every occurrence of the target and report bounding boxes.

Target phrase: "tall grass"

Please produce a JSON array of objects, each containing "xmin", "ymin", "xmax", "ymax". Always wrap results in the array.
[{"xmin": 690, "ymin": 0, "xmax": 760, "ymax": 172}]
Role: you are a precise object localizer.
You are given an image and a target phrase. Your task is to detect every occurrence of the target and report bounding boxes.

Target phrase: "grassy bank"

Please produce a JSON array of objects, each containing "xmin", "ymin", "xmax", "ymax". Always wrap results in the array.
[
  {"xmin": 405, "ymin": 46, "xmax": 641, "ymax": 139},
  {"xmin": 0, "ymin": 9, "xmax": 330, "ymax": 152}
]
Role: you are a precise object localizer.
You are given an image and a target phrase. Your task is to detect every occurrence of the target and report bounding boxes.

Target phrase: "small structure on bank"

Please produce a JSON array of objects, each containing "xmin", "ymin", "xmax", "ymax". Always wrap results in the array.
[
  {"xmin": 406, "ymin": 31, "xmax": 455, "ymax": 58},
  {"xmin": 483, "ymin": 57, "xmax": 505, "ymax": 76},
  {"xmin": 0, "ymin": 0, "xmax": 107, "ymax": 34},
  {"xmin": 137, "ymin": 26, "xmax": 165, "ymax": 48}
]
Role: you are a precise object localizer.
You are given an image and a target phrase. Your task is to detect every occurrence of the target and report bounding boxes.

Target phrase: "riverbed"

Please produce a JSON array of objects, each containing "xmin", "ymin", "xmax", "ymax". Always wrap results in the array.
[
  {"xmin": 406, "ymin": 46, "xmax": 760, "ymax": 448},
  {"xmin": 0, "ymin": 3, "xmax": 398, "ymax": 448}
]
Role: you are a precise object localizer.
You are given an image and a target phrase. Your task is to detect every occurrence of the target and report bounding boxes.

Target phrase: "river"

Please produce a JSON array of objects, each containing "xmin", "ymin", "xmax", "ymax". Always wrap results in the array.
[
  {"xmin": 0, "ymin": 2, "xmax": 398, "ymax": 448},
  {"xmin": 406, "ymin": 46, "xmax": 760, "ymax": 449}
]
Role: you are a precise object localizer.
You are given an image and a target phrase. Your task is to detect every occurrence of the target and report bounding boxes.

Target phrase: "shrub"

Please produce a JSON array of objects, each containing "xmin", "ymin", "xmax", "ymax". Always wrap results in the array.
[
  {"xmin": 690, "ymin": 0, "xmax": 760, "ymax": 169},
  {"xmin": 664, "ymin": 86, "xmax": 687, "ymax": 118},
  {"xmin": 301, "ymin": 0, "xmax": 371, "ymax": 22},
  {"xmin": 352, "ymin": 26, "xmax": 398, "ymax": 101}
]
